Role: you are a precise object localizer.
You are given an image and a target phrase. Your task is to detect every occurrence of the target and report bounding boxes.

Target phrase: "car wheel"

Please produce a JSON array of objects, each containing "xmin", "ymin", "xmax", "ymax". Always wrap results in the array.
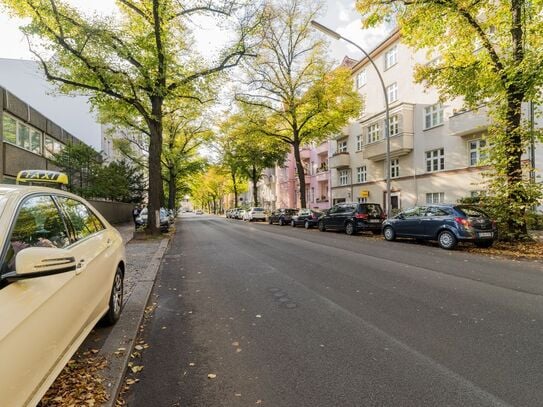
[
  {"xmin": 304, "ymin": 220, "xmax": 310, "ymax": 229},
  {"xmin": 474, "ymin": 240, "xmax": 493, "ymax": 248},
  {"xmin": 438, "ymin": 230, "xmax": 457, "ymax": 250},
  {"xmin": 279, "ymin": 219, "xmax": 284, "ymax": 226},
  {"xmin": 318, "ymin": 220, "xmax": 326, "ymax": 232},
  {"xmin": 345, "ymin": 222, "xmax": 355, "ymax": 235},
  {"xmin": 102, "ymin": 266, "xmax": 124, "ymax": 326},
  {"xmin": 291, "ymin": 220, "xmax": 296, "ymax": 227},
  {"xmin": 383, "ymin": 226, "xmax": 396, "ymax": 241}
]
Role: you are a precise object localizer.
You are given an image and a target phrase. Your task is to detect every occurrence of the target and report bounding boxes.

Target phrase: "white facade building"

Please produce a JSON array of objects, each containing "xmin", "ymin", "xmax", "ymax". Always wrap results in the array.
[{"xmin": 331, "ymin": 30, "xmax": 543, "ymax": 212}]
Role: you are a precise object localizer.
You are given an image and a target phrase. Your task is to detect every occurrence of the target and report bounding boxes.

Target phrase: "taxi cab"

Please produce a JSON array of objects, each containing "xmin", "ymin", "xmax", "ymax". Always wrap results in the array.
[{"xmin": 0, "ymin": 171, "xmax": 126, "ymax": 406}]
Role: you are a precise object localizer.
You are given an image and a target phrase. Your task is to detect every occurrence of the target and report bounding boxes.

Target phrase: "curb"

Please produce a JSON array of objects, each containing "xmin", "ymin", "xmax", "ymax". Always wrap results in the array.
[{"xmin": 100, "ymin": 237, "xmax": 170, "ymax": 407}]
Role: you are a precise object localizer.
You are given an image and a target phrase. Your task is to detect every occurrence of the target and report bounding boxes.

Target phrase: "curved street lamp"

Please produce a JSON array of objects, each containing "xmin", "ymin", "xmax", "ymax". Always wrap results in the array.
[{"xmin": 310, "ymin": 20, "xmax": 392, "ymax": 217}]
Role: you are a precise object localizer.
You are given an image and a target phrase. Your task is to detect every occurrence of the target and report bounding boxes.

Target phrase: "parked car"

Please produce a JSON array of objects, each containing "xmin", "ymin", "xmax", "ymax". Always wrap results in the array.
[
  {"xmin": 245, "ymin": 207, "xmax": 266, "ymax": 222},
  {"xmin": 291, "ymin": 209, "xmax": 323, "ymax": 229},
  {"xmin": 382, "ymin": 204, "xmax": 497, "ymax": 250},
  {"xmin": 268, "ymin": 208, "xmax": 298, "ymax": 226},
  {"xmin": 318, "ymin": 202, "xmax": 384, "ymax": 235},
  {"xmin": 136, "ymin": 207, "xmax": 171, "ymax": 231},
  {"xmin": 0, "ymin": 184, "xmax": 125, "ymax": 407},
  {"xmin": 195, "ymin": 209, "xmax": 203, "ymax": 215},
  {"xmin": 225, "ymin": 209, "xmax": 235, "ymax": 218},
  {"xmin": 238, "ymin": 209, "xmax": 247, "ymax": 220}
]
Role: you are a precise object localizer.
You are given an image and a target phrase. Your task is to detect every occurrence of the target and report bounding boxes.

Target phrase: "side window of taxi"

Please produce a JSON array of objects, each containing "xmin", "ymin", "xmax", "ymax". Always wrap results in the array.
[
  {"xmin": 3, "ymin": 195, "xmax": 70, "ymax": 274},
  {"xmin": 56, "ymin": 197, "xmax": 104, "ymax": 241}
]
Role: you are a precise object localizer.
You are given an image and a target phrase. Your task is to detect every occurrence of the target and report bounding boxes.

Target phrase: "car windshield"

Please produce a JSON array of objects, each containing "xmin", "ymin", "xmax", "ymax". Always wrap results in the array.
[{"xmin": 457, "ymin": 206, "xmax": 489, "ymax": 218}]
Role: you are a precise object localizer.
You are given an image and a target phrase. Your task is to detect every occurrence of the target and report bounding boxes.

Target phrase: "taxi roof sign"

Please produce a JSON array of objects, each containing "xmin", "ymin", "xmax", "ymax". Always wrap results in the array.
[{"xmin": 16, "ymin": 170, "xmax": 69, "ymax": 186}]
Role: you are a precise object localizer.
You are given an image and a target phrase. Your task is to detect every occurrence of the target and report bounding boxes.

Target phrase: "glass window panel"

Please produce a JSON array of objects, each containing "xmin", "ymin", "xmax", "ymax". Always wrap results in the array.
[
  {"xmin": 3, "ymin": 115, "xmax": 17, "ymax": 144},
  {"xmin": 18, "ymin": 123, "xmax": 30, "ymax": 150}
]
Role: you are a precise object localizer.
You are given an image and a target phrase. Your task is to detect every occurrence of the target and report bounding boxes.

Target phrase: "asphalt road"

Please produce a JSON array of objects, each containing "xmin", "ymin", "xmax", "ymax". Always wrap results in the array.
[{"xmin": 124, "ymin": 214, "xmax": 543, "ymax": 407}]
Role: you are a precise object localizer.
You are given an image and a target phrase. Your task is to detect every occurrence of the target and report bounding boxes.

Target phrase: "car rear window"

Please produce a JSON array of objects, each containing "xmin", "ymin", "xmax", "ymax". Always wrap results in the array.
[
  {"xmin": 456, "ymin": 206, "xmax": 489, "ymax": 218},
  {"xmin": 359, "ymin": 204, "xmax": 383, "ymax": 215},
  {"xmin": 285, "ymin": 209, "xmax": 298, "ymax": 215},
  {"xmin": 253, "ymin": 208, "xmax": 264, "ymax": 211}
]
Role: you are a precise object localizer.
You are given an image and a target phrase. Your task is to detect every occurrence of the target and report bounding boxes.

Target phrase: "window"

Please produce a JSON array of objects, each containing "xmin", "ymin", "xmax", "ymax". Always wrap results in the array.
[
  {"xmin": 424, "ymin": 104, "xmax": 444, "ymax": 129},
  {"xmin": 367, "ymin": 123, "xmax": 381, "ymax": 143},
  {"xmin": 57, "ymin": 197, "xmax": 105, "ymax": 240},
  {"xmin": 359, "ymin": 94, "xmax": 366, "ymax": 117},
  {"xmin": 426, "ymin": 192, "xmax": 445, "ymax": 204},
  {"xmin": 402, "ymin": 207, "xmax": 425, "ymax": 218},
  {"xmin": 337, "ymin": 139, "xmax": 348, "ymax": 153},
  {"xmin": 389, "ymin": 158, "xmax": 399, "ymax": 178},
  {"xmin": 339, "ymin": 169, "xmax": 349, "ymax": 186},
  {"xmin": 386, "ymin": 83, "xmax": 398, "ymax": 103},
  {"xmin": 3, "ymin": 115, "xmax": 17, "ymax": 145},
  {"xmin": 3, "ymin": 113, "xmax": 46, "ymax": 155},
  {"xmin": 3, "ymin": 195, "xmax": 70, "ymax": 273},
  {"xmin": 426, "ymin": 148, "xmax": 444, "ymax": 172},
  {"xmin": 389, "ymin": 115, "xmax": 399, "ymax": 136},
  {"xmin": 385, "ymin": 46, "xmax": 398, "ymax": 69},
  {"xmin": 356, "ymin": 69, "xmax": 367, "ymax": 88},
  {"xmin": 356, "ymin": 134, "xmax": 363, "ymax": 151},
  {"xmin": 44, "ymin": 136, "xmax": 64, "ymax": 159},
  {"xmin": 425, "ymin": 206, "xmax": 450, "ymax": 217},
  {"xmin": 469, "ymin": 139, "xmax": 487, "ymax": 166},
  {"xmin": 357, "ymin": 197, "xmax": 367, "ymax": 203},
  {"xmin": 356, "ymin": 166, "xmax": 367, "ymax": 183}
]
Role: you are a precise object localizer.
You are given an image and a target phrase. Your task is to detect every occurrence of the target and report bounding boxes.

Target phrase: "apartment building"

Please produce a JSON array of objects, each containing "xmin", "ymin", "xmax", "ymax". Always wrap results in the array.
[
  {"xmin": 330, "ymin": 30, "xmax": 543, "ymax": 212},
  {"xmin": 0, "ymin": 85, "xmax": 88, "ymax": 183}
]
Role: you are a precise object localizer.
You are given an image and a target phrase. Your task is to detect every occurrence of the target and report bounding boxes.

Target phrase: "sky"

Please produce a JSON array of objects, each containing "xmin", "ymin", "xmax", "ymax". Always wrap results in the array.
[
  {"xmin": 0, "ymin": 0, "xmax": 391, "ymax": 64},
  {"xmin": 0, "ymin": 1, "xmax": 391, "ymax": 149}
]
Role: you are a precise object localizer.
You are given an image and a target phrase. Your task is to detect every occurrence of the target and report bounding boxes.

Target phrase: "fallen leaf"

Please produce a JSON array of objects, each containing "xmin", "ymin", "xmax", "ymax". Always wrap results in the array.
[
  {"xmin": 255, "ymin": 314, "xmax": 262, "ymax": 318},
  {"xmin": 232, "ymin": 342, "xmax": 239, "ymax": 346},
  {"xmin": 130, "ymin": 365, "xmax": 144, "ymax": 374},
  {"xmin": 189, "ymin": 362, "xmax": 196, "ymax": 367},
  {"xmin": 207, "ymin": 373, "xmax": 217, "ymax": 379},
  {"xmin": 134, "ymin": 345, "xmax": 144, "ymax": 351}
]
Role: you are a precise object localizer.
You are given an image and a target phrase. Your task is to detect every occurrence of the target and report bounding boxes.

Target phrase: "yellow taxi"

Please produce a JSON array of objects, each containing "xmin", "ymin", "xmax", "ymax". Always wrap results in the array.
[{"xmin": 0, "ymin": 172, "xmax": 126, "ymax": 406}]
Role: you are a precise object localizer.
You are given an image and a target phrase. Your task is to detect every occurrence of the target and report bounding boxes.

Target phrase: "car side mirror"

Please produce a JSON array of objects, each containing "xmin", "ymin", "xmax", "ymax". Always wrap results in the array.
[{"xmin": 4, "ymin": 247, "xmax": 76, "ymax": 282}]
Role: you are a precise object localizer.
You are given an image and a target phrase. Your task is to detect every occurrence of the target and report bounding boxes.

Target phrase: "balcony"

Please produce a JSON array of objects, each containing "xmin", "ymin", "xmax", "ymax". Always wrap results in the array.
[
  {"xmin": 316, "ymin": 170, "xmax": 329, "ymax": 182},
  {"xmin": 449, "ymin": 107, "xmax": 489, "ymax": 136},
  {"xmin": 364, "ymin": 133, "xmax": 414, "ymax": 161},
  {"xmin": 329, "ymin": 152, "xmax": 350, "ymax": 168},
  {"xmin": 300, "ymin": 148, "xmax": 311, "ymax": 159}
]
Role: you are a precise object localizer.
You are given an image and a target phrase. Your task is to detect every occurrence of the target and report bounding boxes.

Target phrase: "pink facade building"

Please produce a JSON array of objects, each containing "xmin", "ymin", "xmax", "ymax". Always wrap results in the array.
[{"xmin": 274, "ymin": 142, "xmax": 331, "ymax": 210}]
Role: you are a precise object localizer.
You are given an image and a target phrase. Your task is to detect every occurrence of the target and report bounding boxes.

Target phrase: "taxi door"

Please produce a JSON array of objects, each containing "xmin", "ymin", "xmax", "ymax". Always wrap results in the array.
[{"xmin": 0, "ymin": 194, "xmax": 82, "ymax": 407}]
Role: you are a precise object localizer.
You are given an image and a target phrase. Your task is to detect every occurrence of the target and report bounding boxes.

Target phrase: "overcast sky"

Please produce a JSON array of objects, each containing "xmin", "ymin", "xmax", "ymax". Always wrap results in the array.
[{"xmin": 0, "ymin": 0, "xmax": 391, "ymax": 64}]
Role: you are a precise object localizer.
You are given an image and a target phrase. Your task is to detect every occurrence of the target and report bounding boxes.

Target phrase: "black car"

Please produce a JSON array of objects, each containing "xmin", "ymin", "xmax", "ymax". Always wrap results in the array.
[
  {"xmin": 318, "ymin": 203, "xmax": 384, "ymax": 235},
  {"xmin": 291, "ymin": 209, "xmax": 323, "ymax": 229},
  {"xmin": 382, "ymin": 204, "xmax": 497, "ymax": 250},
  {"xmin": 268, "ymin": 208, "xmax": 298, "ymax": 226}
]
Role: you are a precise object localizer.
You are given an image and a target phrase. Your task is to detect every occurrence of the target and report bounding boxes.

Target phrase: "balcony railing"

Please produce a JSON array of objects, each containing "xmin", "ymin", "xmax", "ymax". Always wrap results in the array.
[
  {"xmin": 449, "ymin": 107, "xmax": 489, "ymax": 136},
  {"xmin": 329, "ymin": 152, "xmax": 350, "ymax": 168},
  {"xmin": 364, "ymin": 133, "xmax": 414, "ymax": 161}
]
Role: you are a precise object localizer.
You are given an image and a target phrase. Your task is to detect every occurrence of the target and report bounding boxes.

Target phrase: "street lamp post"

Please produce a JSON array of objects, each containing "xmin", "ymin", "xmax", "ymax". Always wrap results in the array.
[{"xmin": 310, "ymin": 20, "xmax": 392, "ymax": 217}]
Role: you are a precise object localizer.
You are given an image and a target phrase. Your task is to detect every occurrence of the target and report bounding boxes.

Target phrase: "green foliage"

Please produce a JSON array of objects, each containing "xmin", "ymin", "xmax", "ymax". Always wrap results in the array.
[
  {"xmin": 240, "ymin": 0, "xmax": 361, "ymax": 207},
  {"xmin": 52, "ymin": 143, "xmax": 145, "ymax": 202},
  {"xmin": 356, "ymin": 0, "xmax": 543, "ymax": 240}
]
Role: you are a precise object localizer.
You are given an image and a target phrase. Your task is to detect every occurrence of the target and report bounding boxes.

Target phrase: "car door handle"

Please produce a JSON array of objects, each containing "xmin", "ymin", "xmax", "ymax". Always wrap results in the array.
[
  {"xmin": 75, "ymin": 259, "xmax": 85, "ymax": 275},
  {"xmin": 106, "ymin": 238, "xmax": 113, "ymax": 247}
]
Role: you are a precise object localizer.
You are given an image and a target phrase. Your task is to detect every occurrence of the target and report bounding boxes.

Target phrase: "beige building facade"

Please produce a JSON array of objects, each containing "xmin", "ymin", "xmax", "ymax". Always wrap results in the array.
[{"xmin": 330, "ymin": 30, "xmax": 542, "ymax": 212}]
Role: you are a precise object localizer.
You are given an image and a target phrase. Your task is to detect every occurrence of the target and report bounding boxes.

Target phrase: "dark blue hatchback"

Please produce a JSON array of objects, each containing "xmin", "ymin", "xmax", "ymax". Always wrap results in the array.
[{"xmin": 382, "ymin": 204, "xmax": 497, "ymax": 250}]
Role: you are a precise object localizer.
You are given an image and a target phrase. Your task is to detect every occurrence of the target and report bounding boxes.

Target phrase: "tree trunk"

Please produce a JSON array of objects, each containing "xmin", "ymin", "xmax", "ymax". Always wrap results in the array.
[
  {"xmin": 292, "ymin": 140, "xmax": 306, "ymax": 208},
  {"xmin": 252, "ymin": 164, "xmax": 259, "ymax": 206},
  {"xmin": 505, "ymin": 0, "xmax": 527, "ymax": 238},
  {"xmin": 168, "ymin": 169, "xmax": 176, "ymax": 210},
  {"xmin": 146, "ymin": 96, "xmax": 163, "ymax": 235},
  {"xmin": 231, "ymin": 171, "xmax": 238, "ymax": 208}
]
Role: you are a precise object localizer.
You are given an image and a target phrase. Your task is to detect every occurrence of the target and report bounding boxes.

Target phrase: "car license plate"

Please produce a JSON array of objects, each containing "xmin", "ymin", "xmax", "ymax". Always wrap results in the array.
[
  {"xmin": 369, "ymin": 219, "xmax": 381, "ymax": 223},
  {"xmin": 478, "ymin": 232, "xmax": 493, "ymax": 238}
]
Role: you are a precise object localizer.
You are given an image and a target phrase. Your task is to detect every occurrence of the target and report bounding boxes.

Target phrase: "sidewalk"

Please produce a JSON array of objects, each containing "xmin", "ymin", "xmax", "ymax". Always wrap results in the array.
[{"xmin": 39, "ymin": 223, "xmax": 170, "ymax": 407}]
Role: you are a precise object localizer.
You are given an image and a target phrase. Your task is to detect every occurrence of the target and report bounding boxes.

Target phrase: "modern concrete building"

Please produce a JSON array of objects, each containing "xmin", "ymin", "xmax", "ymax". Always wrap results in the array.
[
  {"xmin": 0, "ymin": 58, "xmax": 102, "ymax": 151},
  {"xmin": 330, "ymin": 30, "xmax": 543, "ymax": 212},
  {"xmin": 0, "ymin": 85, "xmax": 88, "ymax": 183}
]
